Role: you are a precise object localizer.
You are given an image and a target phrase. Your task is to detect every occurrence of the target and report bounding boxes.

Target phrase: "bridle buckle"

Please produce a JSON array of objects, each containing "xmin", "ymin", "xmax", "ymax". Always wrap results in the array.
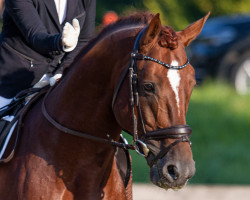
[{"xmin": 133, "ymin": 139, "xmax": 149, "ymax": 157}]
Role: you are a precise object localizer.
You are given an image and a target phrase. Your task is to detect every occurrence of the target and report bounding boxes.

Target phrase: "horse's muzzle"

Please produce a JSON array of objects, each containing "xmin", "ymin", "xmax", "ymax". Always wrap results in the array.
[{"xmin": 149, "ymin": 141, "xmax": 195, "ymax": 190}]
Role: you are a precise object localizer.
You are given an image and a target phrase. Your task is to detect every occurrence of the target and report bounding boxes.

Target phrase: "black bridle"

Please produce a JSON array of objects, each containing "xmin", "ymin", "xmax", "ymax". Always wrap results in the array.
[{"xmin": 42, "ymin": 27, "xmax": 192, "ymax": 167}]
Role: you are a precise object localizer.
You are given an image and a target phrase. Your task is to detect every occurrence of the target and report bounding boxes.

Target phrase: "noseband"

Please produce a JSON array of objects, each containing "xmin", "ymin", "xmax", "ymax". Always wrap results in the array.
[
  {"xmin": 112, "ymin": 27, "xmax": 192, "ymax": 166},
  {"xmin": 42, "ymin": 27, "xmax": 192, "ymax": 167}
]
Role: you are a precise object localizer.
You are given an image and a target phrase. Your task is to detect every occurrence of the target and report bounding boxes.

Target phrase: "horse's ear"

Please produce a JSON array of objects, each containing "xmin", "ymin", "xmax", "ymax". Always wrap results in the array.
[
  {"xmin": 178, "ymin": 12, "xmax": 210, "ymax": 47},
  {"xmin": 139, "ymin": 13, "xmax": 162, "ymax": 53}
]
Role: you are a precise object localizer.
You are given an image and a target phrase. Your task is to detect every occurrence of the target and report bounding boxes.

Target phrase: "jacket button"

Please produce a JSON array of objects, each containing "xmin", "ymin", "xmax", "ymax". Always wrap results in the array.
[{"xmin": 52, "ymin": 51, "xmax": 60, "ymax": 55}]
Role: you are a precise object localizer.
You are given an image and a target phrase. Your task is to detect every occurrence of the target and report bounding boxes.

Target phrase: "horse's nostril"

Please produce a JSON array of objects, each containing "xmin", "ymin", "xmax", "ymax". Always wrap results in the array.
[{"xmin": 167, "ymin": 165, "xmax": 179, "ymax": 180}]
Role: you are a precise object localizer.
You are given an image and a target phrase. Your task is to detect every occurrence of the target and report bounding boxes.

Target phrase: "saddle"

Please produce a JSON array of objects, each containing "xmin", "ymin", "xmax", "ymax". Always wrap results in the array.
[{"xmin": 0, "ymin": 87, "xmax": 47, "ymax": 163}]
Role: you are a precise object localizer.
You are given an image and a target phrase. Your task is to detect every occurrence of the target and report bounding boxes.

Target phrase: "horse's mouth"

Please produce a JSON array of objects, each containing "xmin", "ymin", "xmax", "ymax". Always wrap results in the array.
[
  {"xmin": 150, "ymin": 164, "xmax": 188, "ymax": 191},
  {"xmin": 156, "ymin": 178, "xmax": 187, "ymax": 191}
]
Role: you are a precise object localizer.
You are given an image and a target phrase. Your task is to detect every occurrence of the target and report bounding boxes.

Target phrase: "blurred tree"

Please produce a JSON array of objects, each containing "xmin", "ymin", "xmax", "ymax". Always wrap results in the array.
[
  {"xmin": 143, "ymin": 0, "xmax": 250, "ymax": 30},
  {"xmin": 96, "ymin": 0, "xmax": 145, "ymax": 26}
]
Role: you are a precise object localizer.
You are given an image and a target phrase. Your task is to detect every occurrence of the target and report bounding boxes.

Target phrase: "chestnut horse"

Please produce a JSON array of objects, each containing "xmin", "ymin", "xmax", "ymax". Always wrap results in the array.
[{"xmin": 0, "ymin": 12, "xmax": 209, "ymax": 199}]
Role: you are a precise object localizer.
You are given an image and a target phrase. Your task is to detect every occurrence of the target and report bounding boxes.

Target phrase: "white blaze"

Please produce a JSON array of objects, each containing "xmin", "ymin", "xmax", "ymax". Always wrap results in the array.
[{"xmin": 167, "ymin": 60, "xmax": 181, "ymax": 114}]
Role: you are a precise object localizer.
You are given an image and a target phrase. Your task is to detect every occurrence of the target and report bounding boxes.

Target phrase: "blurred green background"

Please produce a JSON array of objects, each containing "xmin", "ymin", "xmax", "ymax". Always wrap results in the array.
[
  {"xmin": 126, "ymin": 81, "xmax": 250, "ymax": 184},
  {"xmin": 95, "ymin": 0, "xmax": 250, "ymax": 29},
  {"xmin": 95, "ymin": 0, "xmax": 250, "ymax": 185},
  {"xmin": 0, "ymin": 0, "xmax": 250, "ymax": 185}
]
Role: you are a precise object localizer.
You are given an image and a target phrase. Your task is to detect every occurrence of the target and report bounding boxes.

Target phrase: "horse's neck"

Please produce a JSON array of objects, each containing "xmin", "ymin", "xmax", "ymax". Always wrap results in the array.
[{"xmin": 46, "ymin": 31, "xmax": 134, "ymax": 140}]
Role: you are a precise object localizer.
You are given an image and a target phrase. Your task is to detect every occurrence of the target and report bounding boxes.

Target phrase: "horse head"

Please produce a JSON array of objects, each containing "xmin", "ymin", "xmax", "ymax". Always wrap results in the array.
[{"xmin": 113, "ymin": 12, "xmax": 209, "ymax": 190}]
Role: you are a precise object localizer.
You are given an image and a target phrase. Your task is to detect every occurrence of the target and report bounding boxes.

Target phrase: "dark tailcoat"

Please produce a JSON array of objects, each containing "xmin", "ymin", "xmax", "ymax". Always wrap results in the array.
[{"xmin": 0, "ymin": 0, "xmax": 96, "ymax": 98}]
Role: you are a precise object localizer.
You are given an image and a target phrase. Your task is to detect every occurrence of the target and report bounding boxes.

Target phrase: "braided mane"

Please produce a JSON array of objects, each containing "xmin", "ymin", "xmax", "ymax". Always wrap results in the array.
[
  {"xmin": 159, "ymin": 26, "xmax": 178, "ymax": 50},
  {"xmin": 67, "ymin": 12, "xmax": 178, "ymax": 73},
  {"xmin": 77, "ymin": 12, "xmax": 155, "ymax": 59},
  {"xmin": 96, "ymin": 11, "xmax": 179, "ymax": 51}
]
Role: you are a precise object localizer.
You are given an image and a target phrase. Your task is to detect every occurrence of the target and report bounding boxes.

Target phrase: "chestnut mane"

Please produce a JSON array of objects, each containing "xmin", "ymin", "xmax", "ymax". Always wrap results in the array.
[
  {"xmin": 75, "ymin": 12, "xmax": 155, "ymax": 62},
  {"xmin": 68, "ymin": 12, "xmax": 178, "ymax": 73},
  {"xmin": 159, "ymin": 26, "xmax": 178, "ymax": 49}
]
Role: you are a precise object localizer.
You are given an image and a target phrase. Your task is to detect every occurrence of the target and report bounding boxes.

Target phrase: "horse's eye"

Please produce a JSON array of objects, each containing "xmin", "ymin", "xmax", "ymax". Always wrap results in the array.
[{"xmin": 143, "ymin": 83, "xmax": 154, "ymax": 93}]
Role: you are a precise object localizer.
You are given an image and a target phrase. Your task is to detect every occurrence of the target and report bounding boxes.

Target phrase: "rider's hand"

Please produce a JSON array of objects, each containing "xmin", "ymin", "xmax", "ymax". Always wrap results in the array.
[{"xmin": 61, "ymin": 19, "xmax": 80, "ymax": 52}]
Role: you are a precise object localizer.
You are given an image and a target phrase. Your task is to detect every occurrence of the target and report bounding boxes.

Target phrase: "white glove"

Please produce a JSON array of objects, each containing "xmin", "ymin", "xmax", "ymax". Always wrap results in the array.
[
  {"xmin": 49, "ymin": 73, "xmax": 62, "ymax": 86},
  {"xmin": 62, "ymin": 19, "xmax": 80, "ymax": 52}
]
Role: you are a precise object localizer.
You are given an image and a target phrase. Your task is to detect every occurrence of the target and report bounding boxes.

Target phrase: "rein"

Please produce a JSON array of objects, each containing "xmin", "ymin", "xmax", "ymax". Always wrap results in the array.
[
  {"xmin": 42, "ymin": 27, "xmax": 192, "ymax": 167},
  {"xmin": 42, "ymin": 91, "xmax": 135, "ymax": 150}
]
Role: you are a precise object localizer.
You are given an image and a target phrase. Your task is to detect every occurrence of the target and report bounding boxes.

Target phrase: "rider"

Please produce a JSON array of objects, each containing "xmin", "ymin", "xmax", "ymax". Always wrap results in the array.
[{"xmin": 0, "ymin": 0, "xmax": 96, "ymax": 110}]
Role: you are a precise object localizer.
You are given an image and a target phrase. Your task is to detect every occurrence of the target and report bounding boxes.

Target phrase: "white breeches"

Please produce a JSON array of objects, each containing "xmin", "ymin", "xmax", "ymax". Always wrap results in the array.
[{"xmin": 0, "ymin": 96, "xmax": 12, "ymax": 110}]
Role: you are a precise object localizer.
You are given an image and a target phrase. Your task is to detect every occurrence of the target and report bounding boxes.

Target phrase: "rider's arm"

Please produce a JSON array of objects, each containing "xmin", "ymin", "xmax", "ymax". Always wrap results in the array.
[{"xmin": 5, "ymin": 0, "xmax": 62, "ymax": 54}]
